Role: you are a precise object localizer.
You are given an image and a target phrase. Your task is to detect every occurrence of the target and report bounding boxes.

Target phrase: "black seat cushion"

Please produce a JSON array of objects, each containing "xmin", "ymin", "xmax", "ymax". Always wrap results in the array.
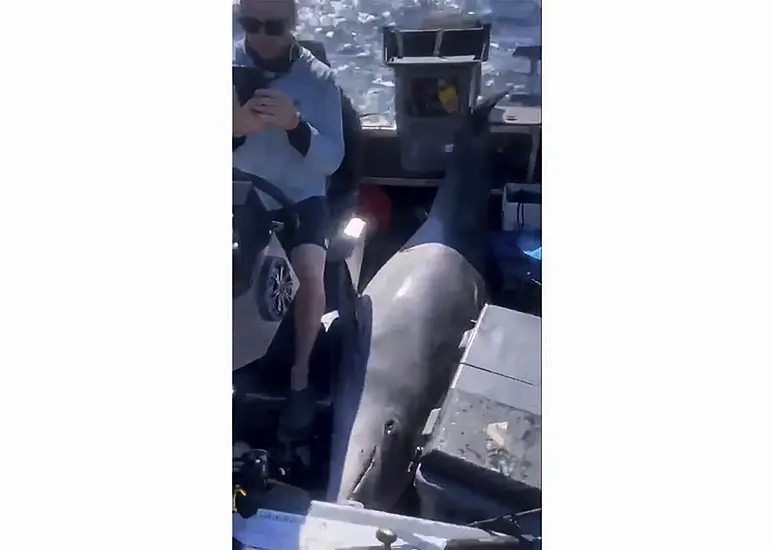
[
  {"xmin": 298, "ymin": 40, "xmax": 364, "ymax": 223},
  {"xmin": 328, "ymin": 92, "xmax": 363, "ymax": 219}
]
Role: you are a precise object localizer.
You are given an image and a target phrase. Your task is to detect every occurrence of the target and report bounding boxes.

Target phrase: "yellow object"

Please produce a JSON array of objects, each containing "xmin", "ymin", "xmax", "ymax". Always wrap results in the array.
[
  {"xmin": 437, "ymin": 80, "xmax": 459, "ymax": 114},
  {"xmin": 233, "ymin": 486, "xmax": 246, "ymax": 512}
]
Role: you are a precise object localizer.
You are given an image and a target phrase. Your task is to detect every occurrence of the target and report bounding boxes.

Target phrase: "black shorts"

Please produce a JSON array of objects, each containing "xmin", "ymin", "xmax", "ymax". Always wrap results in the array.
[{"xmin": 276, "ymin": 196, "xmax": 330, "ymax": 252}]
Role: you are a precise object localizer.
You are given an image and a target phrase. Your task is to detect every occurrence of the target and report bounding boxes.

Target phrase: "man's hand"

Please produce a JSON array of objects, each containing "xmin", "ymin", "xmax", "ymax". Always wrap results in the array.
[
  {"xmin": 233, "ymin": 89, "xmax": 267, "ymax": 136},
  {"xmin": 252, "ymin": 89, "xmax": 300, "ymax": 130}
]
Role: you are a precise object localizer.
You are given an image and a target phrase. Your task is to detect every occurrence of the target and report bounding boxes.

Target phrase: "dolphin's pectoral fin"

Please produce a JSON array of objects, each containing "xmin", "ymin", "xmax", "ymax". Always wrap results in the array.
[{"xmin": 349, "ymin": 419, "xmax": 401, "ymax": 499}]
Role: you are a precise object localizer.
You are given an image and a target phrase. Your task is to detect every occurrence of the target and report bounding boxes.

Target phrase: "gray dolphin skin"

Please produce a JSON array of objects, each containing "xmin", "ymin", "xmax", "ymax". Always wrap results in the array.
[{"xmin": 326, "ymin": 92, "xmax": 508, "ymax": 510}]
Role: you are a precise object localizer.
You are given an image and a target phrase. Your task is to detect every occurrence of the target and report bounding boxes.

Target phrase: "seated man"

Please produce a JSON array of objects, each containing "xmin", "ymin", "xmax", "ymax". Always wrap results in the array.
[{"xmin": 232, "ymin": 0, "xmax": 345, "ymax": 437}]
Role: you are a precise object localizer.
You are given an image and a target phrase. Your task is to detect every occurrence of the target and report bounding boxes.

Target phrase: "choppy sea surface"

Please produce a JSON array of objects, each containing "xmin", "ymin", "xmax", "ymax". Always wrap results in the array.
[{"xmin": 233, "ymin": 0, "xmax": 541, "ymax": 121}]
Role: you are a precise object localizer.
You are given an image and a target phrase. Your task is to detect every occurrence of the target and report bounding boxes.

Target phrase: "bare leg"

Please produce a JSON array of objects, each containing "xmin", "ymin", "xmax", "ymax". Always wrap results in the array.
[
  {"xmin": 278, "ymin": 243, "xmax": 326, "ymax": 437},
  {"xmin": 289, "ymin": 244, "xmax": 327, "ymax": 390}
]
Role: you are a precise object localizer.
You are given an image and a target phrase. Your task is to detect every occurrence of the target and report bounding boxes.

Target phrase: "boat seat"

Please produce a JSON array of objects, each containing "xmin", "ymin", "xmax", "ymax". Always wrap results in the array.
[
  {"xmin": 233, "ymin": 41, "xmax": 365, "ymax": 410},
  {"xmin": 233, "ymin": 42, "xmax": 362, "ymax": 414},
  {"xmin": 298, "ymin": 40, "xmax": 365, "ymax": 265}
]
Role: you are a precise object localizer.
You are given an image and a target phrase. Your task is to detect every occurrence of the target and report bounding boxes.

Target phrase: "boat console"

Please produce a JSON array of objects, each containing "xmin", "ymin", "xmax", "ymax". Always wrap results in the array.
[{"xmin": 382, "ymin": 24, "xmax": 491, "ymax": 173}]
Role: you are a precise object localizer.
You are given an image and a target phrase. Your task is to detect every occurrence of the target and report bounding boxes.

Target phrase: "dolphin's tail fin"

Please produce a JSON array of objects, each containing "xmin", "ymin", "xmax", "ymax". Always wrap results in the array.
[{"xmin": 465, "ymin": 90, "xmax": 509, "ymax": 137}]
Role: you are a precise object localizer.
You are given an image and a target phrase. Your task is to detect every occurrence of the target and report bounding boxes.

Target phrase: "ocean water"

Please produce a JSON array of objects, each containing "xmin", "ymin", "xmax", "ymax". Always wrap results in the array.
[{"xmin": 233, "ymin": 0, "xmax": 541, "ymax": 121}]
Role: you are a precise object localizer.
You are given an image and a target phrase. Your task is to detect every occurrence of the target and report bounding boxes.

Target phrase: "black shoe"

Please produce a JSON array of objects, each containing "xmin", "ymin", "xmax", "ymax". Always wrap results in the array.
[{"xmin": 278, "ymin": 387, "xmax": 316, "ymax": 440}]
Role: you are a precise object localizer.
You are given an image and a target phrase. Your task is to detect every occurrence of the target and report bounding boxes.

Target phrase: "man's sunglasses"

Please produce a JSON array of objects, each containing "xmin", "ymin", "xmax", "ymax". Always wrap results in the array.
[{"xmin": 237, "ymin": 16, "xmax": 288, "ymax": 36}]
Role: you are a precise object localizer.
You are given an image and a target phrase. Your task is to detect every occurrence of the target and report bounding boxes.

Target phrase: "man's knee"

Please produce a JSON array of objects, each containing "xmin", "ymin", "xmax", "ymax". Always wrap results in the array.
[{"xmin": 291, "ymin": 244, "xmax": 326, "ymax": 288}]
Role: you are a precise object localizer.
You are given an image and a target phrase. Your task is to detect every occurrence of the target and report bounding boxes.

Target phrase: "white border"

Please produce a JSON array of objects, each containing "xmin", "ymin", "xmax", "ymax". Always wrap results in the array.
[
  {"xmin": 547, "ymin": 0, "xmax": 774, "ymax": 548},
  {"xmin": 0, "ymin": 0, "xmax": 771, "ymax": 549},
  {"xmin": 0, "ymin": 0, "xmax": 232, "ymax": 547}
]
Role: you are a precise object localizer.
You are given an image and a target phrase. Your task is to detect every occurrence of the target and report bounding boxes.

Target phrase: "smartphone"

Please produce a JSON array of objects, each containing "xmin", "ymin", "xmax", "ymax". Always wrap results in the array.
[{"xmin": 232, "ymin": 66, "xmax": 271, "ymax": 105}]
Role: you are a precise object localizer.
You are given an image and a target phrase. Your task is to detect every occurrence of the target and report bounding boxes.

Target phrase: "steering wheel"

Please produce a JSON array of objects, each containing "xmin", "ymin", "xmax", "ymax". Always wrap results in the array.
[
  {"xmin": 233, "ymin": 171, "xmax": 299, "ymax": 300},
  {"xmin": 232, "ymin": 169, "xmax": 299, "ymax": 232}
]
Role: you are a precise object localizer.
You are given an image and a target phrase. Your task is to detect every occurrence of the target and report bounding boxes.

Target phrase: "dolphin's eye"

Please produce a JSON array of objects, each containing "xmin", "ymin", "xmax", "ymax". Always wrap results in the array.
[{"xmin": 384, "ymin": 419, "xmax": 396, "ymax": 435}]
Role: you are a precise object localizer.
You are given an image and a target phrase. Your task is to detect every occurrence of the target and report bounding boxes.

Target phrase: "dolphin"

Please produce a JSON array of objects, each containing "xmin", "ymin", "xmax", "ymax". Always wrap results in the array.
[{"xmin": 325, "ymin": 92, "xmax": 508, "ymax": 510}]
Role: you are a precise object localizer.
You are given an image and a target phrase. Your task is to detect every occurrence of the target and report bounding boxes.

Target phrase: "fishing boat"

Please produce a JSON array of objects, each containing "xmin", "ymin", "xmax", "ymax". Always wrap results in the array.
[{"xmin": 233, "ymin": 18, "xmax": 541, "ymax": 549}]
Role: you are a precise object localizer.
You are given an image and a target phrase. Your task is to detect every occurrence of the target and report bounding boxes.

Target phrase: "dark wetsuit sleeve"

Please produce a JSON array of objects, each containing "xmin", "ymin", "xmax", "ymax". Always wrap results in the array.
[{"xmin": 285, "ymin": 118, "xmax": 312, "ymax": 156}]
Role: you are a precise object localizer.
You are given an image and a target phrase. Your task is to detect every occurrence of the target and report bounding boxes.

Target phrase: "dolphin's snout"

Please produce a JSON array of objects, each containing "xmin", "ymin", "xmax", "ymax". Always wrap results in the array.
[
  {"xmin": 345, "ymin": 416, "xmax": 416, "ymax": 508},
  {"xmin": 350, "ymin": 445, "xmax": 378, "ymax": 496}
]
